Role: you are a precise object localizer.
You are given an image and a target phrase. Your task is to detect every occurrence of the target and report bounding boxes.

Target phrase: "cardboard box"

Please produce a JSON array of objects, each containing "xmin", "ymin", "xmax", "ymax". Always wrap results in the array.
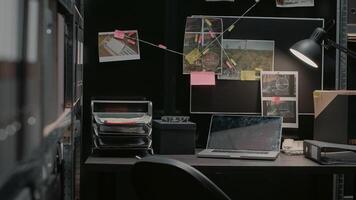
[{"xmin": 313, "ymin": 90, "xmax": 356, "ymax": 144}]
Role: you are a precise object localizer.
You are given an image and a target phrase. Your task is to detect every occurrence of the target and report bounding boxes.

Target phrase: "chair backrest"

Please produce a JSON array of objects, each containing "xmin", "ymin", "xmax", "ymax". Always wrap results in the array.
[{"xmin": 132, "ymin": 156, "xmax": 231, "ymax": 200}]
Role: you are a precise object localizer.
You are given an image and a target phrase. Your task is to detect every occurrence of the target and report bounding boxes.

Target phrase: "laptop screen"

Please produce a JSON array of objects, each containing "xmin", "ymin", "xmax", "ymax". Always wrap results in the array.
[{"xmin": 207, "ymin": 115, "xmax": 282, "ymax": 151}]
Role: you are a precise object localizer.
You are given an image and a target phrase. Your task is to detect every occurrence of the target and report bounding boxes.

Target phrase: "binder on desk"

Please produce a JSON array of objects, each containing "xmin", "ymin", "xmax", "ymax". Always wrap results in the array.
[{"xmin": 304, "ymin": 140, "xmax": 356, "ymax": 165}]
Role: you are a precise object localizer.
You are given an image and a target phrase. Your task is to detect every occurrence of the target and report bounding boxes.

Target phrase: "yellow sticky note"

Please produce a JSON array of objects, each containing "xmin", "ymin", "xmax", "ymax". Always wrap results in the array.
[
  {"xmin": 240, "ymin": 70, "xmax": 256, "ymax": 81},
  {"xmin": 230, "ymin": 58, "xmax": 237, "ymax": 66},
  {"xmin": 228, "ymin": 25, "xmax": 235, "ymax": 32},
  {"xmin": 313, "ymin": 91, "xmax": 321, "ymax": 98},
  {"xmin": 205, "ymin": 19, "xmax": 212, "ymax": 27},
  {"xmin": 202, "ymin": 48, "xmax": 210, "ymax": 55},
  {"xmin": 185, "ymin": 48, "xmax": 202, "ymax": 65}
]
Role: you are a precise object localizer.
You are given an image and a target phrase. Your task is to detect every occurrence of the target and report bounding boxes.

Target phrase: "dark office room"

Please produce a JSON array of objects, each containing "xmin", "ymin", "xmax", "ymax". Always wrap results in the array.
[{"xmin": 1, "ymin": 0, "xmax": 356, "ymax": 200}]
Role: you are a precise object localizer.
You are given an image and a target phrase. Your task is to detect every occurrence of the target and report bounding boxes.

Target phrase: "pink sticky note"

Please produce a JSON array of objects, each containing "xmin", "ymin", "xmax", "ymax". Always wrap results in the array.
[
  {"xmin": 190, "ymin": 72, "xmax": 216, "ymax": 86},
  {"xmin": 158, "ymin": 44, "xmax": 167, "ymax": 49},
  {"xmin": 272, "ymin": 96, "xmax": 281, "ymax": 104},
  {"xmin": 114, "ymin": 30, "xmax": 125, "ymax": 40}
]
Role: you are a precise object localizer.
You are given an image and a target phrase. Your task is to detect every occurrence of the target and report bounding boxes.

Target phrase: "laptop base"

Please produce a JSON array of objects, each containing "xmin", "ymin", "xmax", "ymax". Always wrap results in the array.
[{"xmin": 197, "ymin": 149, "xmax": 279, "ymax": 161}]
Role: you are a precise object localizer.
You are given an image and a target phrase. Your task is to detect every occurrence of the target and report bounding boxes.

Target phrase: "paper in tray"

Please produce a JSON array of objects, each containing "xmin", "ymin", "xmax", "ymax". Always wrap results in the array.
[
  {"xmin": 93, "ymin": 134, "xmax": 152, "ymax": 148},
  {"xmin": 92, "ymin": 139, "xmax": 153, "ymax": 157},
  {"xmin": 94, "ymin": 114, "xmax": 152, "ymax": 126},
  {"xmin": 93, "ymin": 123, "xmax": 152, "ymax": 136}
]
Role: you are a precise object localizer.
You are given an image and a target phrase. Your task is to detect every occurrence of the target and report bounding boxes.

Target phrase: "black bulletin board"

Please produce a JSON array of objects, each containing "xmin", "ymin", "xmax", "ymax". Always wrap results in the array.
[{"xmin": 190, "ymin": 17, "xmax": 324, "ymax": 114}]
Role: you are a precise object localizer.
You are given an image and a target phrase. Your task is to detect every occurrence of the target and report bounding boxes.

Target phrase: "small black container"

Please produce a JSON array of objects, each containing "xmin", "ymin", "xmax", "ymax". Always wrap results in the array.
[{"xmin": 152, "ymin": 120, "xmax": 196, "ymax": 155}]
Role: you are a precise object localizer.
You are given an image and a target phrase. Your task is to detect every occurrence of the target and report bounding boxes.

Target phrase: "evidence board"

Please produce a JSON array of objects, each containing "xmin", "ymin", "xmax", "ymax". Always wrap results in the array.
[{"xmin": 190, "ymin": 16, "xmax": 325, "ymax": 115}]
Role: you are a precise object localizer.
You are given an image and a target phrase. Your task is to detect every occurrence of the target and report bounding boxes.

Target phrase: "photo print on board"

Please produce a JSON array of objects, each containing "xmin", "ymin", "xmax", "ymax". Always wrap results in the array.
[
  {"xmin": 98, "ymin": 30, "xmax": 140, "ymax": 62},
  {"xmin": 261, "ymin": 71, "xmax": 298, "ymax": 128},
  {"xmin": 183, "ymin": 17, "xmax": 223, "ymax": 74},
  {"xmin": 218, "ymin": 39, "xmax": 275, "ymax": 81},
  {"xmin": 276, "ymin": 0, "xmax": 314, "ymax": 8}
]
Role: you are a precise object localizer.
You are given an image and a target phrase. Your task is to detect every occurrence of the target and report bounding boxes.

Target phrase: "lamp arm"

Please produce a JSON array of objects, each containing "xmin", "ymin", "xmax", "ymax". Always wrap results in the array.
[{"xmin": 325, "ymin": 38, "xmax": 356, "ymax": 60}]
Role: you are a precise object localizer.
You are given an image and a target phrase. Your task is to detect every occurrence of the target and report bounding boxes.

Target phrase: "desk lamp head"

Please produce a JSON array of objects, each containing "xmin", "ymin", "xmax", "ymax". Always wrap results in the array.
[{"xmin": 289, "ymin": 27, "xmax": 326, "ymax": 68}]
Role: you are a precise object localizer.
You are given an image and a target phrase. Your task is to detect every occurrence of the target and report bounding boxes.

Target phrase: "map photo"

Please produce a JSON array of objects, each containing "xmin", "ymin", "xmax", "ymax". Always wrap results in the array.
[{"xmin": 218, "ymin": 39, "xmax": 274, "ymax": 80}]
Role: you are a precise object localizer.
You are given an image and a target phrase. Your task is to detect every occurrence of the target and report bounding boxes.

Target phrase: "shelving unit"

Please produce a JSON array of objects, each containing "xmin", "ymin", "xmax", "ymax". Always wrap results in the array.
[
  {"xmin": 56, "ymin": 0, "xmax": 84, "ymax": 199},
  {"xmin": 0, "ymin": 0, "xmax": 83, "ymax": 199}
]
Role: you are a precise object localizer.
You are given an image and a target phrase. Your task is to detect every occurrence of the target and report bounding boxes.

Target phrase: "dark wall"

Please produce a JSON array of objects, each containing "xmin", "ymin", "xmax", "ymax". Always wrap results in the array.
[
  {"xmin": 83, "ymin": 0, "xmax": 338, "ymax": 158},
  {"xmin": 82, "ymin": 1, "xmax": 341, "ymax": 200},
  {"xmin": 83, "ymin": 0, "xmax": 167, "ymax": 159}
]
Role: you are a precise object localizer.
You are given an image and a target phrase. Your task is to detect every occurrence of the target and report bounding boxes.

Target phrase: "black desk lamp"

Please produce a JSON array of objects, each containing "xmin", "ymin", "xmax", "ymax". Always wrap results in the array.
[{"xmin": 290, "ymin": 27, "xmax": 356, "ymax": 68}]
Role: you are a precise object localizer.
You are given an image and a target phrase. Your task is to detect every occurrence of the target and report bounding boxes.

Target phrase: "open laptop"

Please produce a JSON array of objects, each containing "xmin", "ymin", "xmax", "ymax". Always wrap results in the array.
[{"xmin": 198, "ymin": 115, "xmax": 283, "ymax": 160}]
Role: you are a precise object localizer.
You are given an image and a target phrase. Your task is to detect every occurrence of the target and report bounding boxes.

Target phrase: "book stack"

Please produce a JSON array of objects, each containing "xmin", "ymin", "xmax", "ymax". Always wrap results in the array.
[{"xmin": 91, "ymin": 100, "xmax": 153, "ymax": 157}]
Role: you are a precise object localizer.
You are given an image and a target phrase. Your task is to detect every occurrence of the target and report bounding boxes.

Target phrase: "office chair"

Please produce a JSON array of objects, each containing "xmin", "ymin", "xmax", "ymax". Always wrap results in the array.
[{"xmin": 132, "ymin": 156, "xmax": 232, "ymax": 200}]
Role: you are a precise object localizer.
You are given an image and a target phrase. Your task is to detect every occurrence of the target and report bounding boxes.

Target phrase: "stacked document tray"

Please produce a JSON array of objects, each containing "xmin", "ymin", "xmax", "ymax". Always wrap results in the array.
[{"xmin": 91, "ymin": 100, "xmax": 153, "ymax": 156}]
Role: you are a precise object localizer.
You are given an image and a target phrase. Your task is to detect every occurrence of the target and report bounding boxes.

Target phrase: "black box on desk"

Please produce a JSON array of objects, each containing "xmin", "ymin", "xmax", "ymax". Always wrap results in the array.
[
  {"xmin": 313, "ymin": 91, "xmax": 356, "ymax": 144},
  {"xmin": 152, "ymin": 120, "xmax": 196, "ymax": 155}
]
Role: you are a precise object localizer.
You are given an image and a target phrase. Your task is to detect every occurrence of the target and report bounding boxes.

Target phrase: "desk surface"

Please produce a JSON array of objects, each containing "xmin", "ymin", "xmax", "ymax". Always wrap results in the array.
[{"xmin": 85, "ymin": 150, "xmax": 356, "ymax": 174}]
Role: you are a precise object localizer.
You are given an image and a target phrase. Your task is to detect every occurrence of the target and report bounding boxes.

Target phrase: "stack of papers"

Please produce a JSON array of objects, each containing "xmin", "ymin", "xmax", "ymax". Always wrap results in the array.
[
  {"xmin": 282, "ymin": 139, "xmax": 304, "ymax": 155},
  {"xmin": 95, "ymin": 115, "xmax": 152, "ymax": 125}
]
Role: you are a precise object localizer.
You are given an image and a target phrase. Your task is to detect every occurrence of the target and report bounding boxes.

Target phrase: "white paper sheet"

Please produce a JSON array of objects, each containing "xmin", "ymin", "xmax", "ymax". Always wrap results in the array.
[{"xmin": 276, "ymin": 0, "xmax": 314, "ymax": 8}]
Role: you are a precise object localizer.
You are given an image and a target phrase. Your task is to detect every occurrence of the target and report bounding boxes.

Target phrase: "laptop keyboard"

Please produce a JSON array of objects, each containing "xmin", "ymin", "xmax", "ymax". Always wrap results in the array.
[{"xmin": 212, "ymin": 149, "xmax": 269, "ymax": 154}]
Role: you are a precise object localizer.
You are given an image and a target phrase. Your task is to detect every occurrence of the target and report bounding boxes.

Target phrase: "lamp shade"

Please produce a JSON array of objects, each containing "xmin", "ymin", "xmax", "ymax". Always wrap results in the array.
[
  {"xmin": 290, "ymin": 39, "xmax": 321, "ymax": 68},
  {"xmin": 289, "ymin": 27, "xmax": 326, "ymax": 68}
]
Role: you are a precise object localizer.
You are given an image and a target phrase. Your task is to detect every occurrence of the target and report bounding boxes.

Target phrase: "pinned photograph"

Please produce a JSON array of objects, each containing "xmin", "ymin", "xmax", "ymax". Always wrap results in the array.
[
  {"xmin": 262, "ymin": 100, "xmax": 298, "ymax": 128},
  {"xmin": 261, "ymin": 71, "xmax": 298, "ymax": 128},
  {"xmin": 183, "ymin": 17, "xmax": 223, "ymax": 74},
  {"xmin": 202, "ymin": 33, "xmax": 222, "ymax": 72},
  {"xmin": 183, "ymin": 33, "xmax": 203, "ymax": 73},
  {"xmin": 203, "ymin": 18, "xmax": 223, "ymax": 33},
  {"xmin": 98, "ymin": 30, "xmax": 140, "ymax": 63},
  {"xmin": 276, "ymin": 0, "xmax": 314, "ymax": 8},
  {"xmin": 261, "ymin": 71, "xmax": 297, "ymax": 97},
  {"xmin": 218, "ymin": 40, "xmax": 274, "ymax": 80},
  {"xmin": 185, "ymin": 17, "xmax": 202, "ymax": 33}
]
